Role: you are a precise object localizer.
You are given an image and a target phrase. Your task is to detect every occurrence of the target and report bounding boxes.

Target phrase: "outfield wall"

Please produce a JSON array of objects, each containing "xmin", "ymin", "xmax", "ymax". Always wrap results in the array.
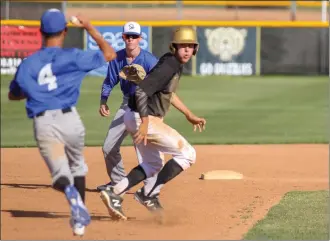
[{"xmin": 1, "ymin": 20, "xmax": 328, "ymax": 76}]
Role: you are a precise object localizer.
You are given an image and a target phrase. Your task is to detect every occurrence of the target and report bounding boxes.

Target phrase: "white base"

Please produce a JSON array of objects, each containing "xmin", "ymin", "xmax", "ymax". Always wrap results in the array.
[{"xmin": 200, "ymin": 170, "xmax": 243, "ymax": 180}]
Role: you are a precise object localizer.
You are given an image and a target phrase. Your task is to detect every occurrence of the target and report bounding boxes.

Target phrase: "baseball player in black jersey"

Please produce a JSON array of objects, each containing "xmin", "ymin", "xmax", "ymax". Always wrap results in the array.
[{"xmin": 100, "ymin": 27, "xmax": 206, "ymax": 220}]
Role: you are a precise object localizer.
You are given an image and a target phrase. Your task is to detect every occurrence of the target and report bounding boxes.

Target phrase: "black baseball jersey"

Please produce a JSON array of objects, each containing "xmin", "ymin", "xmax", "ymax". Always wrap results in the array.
[{"xmin": 128, "ymin": 52, "xmax": 183, "ymax": 118}]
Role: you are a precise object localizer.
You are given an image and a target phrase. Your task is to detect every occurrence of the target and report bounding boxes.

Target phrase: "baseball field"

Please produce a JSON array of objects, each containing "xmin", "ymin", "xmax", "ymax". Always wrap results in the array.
[{"xmin": 1, "ymin": 74, "xmax": 328, "ymax": 239}]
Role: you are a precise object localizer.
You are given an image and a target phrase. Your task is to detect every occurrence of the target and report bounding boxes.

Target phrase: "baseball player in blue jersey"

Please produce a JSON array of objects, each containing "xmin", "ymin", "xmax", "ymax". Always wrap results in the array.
[
  {"xmin": 97, "ymin": 21, "xmax": 168, "ymax": 213},
  {"xmin": 97, "ymin": 22, "xmax": 157, "ymax": 192},
  {"xmin": 97, "ymin": 22, "xmax": 194, "ymax": 214},
  {"xmin": 8, "ymin": 9, "xmax": 116, "ymax": 236}
]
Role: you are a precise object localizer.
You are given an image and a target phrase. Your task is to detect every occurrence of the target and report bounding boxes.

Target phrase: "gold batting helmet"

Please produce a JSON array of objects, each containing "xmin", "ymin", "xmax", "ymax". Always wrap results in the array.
[{"xmin": 169, "ymin": 26, "xmax": 199, "ymax": 55}]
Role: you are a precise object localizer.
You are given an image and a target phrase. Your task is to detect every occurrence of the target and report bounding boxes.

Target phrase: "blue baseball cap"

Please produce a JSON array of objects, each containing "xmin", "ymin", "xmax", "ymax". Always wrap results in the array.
[{"xmin": 40, "ymin": 9, "xmax": 67, "ymax": 34}]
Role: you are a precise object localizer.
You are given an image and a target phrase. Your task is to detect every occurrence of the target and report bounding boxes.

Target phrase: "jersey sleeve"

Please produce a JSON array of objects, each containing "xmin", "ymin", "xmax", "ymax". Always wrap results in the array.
[
  {"xmin": 145, "ymin": 54, "xmax": 158, "ymax": 73},
  {"xmin": 138, "ymin": 55, "xmax": 179, "ymax": 97},
  {"xmin": 75, "ymin": 49, "xmax": 107, "ymax": 72},
  {"xmin": 100, "ymin": 60, "xmax": 120, "ymax": 101}
]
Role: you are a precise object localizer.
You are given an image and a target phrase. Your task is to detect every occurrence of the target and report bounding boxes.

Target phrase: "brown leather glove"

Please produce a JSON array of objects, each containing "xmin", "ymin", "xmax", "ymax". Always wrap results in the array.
[{"xmin": 119, "ymin": 64, "xmax": 147, "ymax": 84}]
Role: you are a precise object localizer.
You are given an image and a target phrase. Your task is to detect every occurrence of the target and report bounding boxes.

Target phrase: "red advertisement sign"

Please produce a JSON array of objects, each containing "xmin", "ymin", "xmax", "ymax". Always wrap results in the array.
[{"xmin": 1, "ymin": 25, "xmax": 42, "ymax": 75}]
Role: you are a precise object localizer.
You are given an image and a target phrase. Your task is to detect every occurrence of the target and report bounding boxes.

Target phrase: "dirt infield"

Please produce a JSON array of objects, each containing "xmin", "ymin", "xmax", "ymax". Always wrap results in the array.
[
  {"xmin": 1, "ymin": 144, "xmax": 328, "ymax": 240},
  {"xmin": 66, "ymin": 7, "xmax": 324, "ymax": 21}
]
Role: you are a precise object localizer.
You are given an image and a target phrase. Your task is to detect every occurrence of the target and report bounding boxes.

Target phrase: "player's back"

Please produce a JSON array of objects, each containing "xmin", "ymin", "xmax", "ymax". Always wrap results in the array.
[{"xmin": 15, "ymin": 47, "xmax": 105, "ymax": 117}]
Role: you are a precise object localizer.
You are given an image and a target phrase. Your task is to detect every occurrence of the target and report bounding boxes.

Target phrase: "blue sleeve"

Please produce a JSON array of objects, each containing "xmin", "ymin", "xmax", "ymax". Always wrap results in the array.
[
  {"xmin": 100, "ymin": 60, "xmax": 120, "ymax": 101},
  {"xmin": 75, "ymin": 49, "xmax": 107, "ymax": 72},
  {"xmin": 9, "ymin": 64, "xmax": 24, "ymax": 96},
  {"xmin": 145, "ymin": 54, "xmax": 159, "ymax": 73}
]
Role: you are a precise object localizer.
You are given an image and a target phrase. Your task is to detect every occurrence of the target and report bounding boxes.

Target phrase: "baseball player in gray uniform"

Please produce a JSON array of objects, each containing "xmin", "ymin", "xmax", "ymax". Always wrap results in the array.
[{"xmin": 8, "ymin": 10, "xmax": 117, "ymax": 235}]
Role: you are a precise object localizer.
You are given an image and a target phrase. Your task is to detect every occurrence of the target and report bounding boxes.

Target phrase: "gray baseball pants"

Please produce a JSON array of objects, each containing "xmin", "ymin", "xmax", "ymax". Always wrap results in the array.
[
  {"xmin": 33, "ymin": 107, "xmax": 88, "ymax": 186},
  {"xmin": 102, "ymin": 97, "xmax": 160, "ymax": 196}
]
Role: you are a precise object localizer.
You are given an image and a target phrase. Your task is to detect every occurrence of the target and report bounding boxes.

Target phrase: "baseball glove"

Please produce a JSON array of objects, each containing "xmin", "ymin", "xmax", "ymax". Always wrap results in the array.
[{"xmin": 119, "ymin": 64, "xmax": 146, "ymax": 84}]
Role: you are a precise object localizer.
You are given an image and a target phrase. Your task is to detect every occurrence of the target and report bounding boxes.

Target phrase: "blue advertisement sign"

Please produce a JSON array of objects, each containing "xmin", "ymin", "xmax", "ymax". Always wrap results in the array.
[{"xmin": 85, "ymin": 26, "xmax": 150, "ymax": 76}]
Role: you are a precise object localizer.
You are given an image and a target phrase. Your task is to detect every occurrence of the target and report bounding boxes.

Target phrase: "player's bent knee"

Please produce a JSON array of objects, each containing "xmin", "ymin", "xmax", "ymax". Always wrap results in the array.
[
  {"xmin": 184, "ymin": 144, "xmax": 196, "ymax": 164},
  {"xmin": 102, "ymin": 144, "xmax": 112, "ymax": 156},
  {"xmin": 102, "ymin": 145, "xmax": 107, "ymax": 155},
  {"xmin": 71, "ymin": 162, "xmax": 88, "ymax": 177},
  {"xmin": 174, "ymin": 145, "xmax": 196, "ymax": 170},
  {"xmin": 102, "ymin": 143, "xmax": 120, "ymax": 158},
  {"xmin": 53, "ymin": 176, "xmax": 70, "ymax": 192},
  {"xmin": 190, "ymin": 146, "xmax": 197, "ymax": 163}
]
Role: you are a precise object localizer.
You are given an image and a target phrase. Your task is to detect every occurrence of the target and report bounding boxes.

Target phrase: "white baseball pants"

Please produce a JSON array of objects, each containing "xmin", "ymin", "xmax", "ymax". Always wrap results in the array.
[{"xmin": 124, "ymin": 109, "xmax": 196, "ymax": 178}]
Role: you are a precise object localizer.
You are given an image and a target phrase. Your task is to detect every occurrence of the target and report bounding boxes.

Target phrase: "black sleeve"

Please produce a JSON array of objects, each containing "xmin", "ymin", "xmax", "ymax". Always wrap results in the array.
[
  {"xmin": 138, "ymin": 53, "xmax": 180, "ymax": 97},
  {"xmin": 135, "ymin": 86, "xmax": 148, "ymax": 117}
]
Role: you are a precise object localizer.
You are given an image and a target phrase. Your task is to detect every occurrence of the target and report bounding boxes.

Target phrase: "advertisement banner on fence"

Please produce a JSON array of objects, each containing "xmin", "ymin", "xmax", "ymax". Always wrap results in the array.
[
  {"xmin": 85, "ymin": 26, "xmax": 150, "ymax": 76},
  {"xmin": 196, "ymin": 27, "xmax": 257, "ymax": 76},
  {"xmin": 1, "ymin": 25, "xmax": 42, "ymax": 75}
]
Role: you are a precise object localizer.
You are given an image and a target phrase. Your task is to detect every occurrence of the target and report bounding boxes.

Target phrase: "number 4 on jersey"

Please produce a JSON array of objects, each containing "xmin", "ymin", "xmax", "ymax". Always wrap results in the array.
[{"xmin": 38, "ymin": 63, "xmax": 58, "ymax": 91}]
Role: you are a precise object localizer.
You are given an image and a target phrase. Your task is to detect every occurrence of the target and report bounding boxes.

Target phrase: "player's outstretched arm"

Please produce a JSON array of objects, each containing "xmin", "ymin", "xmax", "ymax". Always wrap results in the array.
[
  {"xmin": 72, "ymin": 14, "xmax": 116, "ymax": 62},
  {"xmin": 171, "ymin": 93, "xmax": 206, "ymax": 132},
  {"xmin": 171, "ymin": 93, "xmax": 193, "ymax": 117}
]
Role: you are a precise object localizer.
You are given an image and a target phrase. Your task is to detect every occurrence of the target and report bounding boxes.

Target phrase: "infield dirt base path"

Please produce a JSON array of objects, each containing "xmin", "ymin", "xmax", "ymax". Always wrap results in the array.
[{"xmin": 1, "ymin": 144, "xmax": 328, "ymax": 240}]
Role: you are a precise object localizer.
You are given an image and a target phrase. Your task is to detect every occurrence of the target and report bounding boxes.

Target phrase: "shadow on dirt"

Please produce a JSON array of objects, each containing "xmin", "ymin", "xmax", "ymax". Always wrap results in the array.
[
  {"xmin": 1, "ymin": 183, "xmax": 100, "ymax": 193},
  {"xmin": 1, "ymin": 209, "xmax": 135, "ymax": 221}
]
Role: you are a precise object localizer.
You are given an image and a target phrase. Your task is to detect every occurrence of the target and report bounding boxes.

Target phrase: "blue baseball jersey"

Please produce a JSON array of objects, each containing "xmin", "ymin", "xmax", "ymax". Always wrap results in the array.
[
  {"xmin": 9, "ymin": 47, "xmax": 106, "ymax": 118},
  {"xmin": 100, "ymin": 48, "xmax": 158, "ymax": 101}
]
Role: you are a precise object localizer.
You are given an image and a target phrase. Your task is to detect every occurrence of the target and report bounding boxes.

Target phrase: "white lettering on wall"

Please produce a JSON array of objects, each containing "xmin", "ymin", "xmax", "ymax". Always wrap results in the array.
[{"xmin": 200, "ymin": 62, "xmax": 253, "ymax": 76}]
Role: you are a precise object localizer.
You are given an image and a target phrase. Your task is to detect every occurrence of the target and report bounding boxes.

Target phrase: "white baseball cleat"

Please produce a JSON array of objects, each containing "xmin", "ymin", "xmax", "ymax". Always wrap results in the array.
[{"xmin": 70, "ymin": 219, "xmax": 85, "ymax": 236}]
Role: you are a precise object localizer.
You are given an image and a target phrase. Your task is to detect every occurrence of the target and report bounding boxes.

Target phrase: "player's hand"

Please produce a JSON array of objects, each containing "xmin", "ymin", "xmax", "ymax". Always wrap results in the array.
[
  {"xmin": 99, "ymin": 104, "xmax": 110, "ymax": 117},
  {"xmin": 70, "ymin": 14, "xmax": 92, "ymax": 29},
  {"xmin": 134, "ymin": 121, "xmax": 148, "ymax": 146},
  {"xmin": 185, "ymin": 113, "xmax": 206, "ymax": 132}
]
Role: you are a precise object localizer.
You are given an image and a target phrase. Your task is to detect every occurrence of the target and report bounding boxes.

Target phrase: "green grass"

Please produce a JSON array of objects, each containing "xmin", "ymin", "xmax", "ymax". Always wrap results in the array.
[
  {"xmin": 1, "ymin": 75, "xmax": 328, "ymax": 147},
  {"xmin": 244, "ymin": 190, "xmax": 329, "ymax": 240}
]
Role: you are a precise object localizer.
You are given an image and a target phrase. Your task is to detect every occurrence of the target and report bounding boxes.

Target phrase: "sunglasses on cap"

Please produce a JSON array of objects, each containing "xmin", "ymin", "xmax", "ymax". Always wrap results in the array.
[{"xmin": 123, "ymin": 34, "xmax": 140, "ymax": 39}]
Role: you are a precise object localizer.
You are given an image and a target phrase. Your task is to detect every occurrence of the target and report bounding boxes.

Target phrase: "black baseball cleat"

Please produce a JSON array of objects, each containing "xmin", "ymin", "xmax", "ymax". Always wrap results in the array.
[
  {"xmin": 134, "ymin": 188, "xmax": 163, "ymax": 212},
  {"xmin": 100, "ymin": 187, "xmax": 127, "ymax": 221},
  {"xmin": 96, "ymin": 181, "xmax": 112, "ymax": 192}
]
